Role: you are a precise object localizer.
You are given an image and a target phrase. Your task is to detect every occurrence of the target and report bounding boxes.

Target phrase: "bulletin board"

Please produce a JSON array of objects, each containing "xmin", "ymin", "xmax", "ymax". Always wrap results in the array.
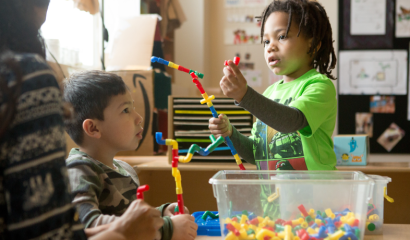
[{"xmin": 338, "ymin": 0, "xmax": 410, "ymax": 153}]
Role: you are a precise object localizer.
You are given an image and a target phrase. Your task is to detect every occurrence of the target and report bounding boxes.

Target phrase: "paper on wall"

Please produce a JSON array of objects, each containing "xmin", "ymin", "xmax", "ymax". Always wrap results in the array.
[
  {"xmin": 350, "ymin": 0, "xmax": 386, "ymax": 35},
  {"xmin": 396, "ymin": 0, "xmax": 410, "ymax": 38},
  {"xmin": 243, "ymin": 70, "xmax": 262, "ymax": 87},
  {"xmin": 225, "ymin": 0, "xmax": 267, "ymax": 8},
  {"xmin": 339, "ymin": 50, "xmax": 408, "ymax": 95}
]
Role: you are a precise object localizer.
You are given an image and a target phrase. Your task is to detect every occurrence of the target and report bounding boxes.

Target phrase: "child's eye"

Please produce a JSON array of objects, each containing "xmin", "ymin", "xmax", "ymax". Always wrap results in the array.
[
  {"xmin": 123, "ymin": 108, "xmax": 129, "ymax": 113},
  {"xmin": 278, "ymin": 35, "xmax": 286, "ymax": 40},
  {"xmin": 263, "ymin": 40, "xmax": 270, "ymax": 45}
]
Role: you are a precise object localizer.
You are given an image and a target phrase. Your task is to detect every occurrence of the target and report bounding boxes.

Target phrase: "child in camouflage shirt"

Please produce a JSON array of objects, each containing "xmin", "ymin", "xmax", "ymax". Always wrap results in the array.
[{"xmin": 63, "ymin": 71, "xmax": 197, "ymax": 240}]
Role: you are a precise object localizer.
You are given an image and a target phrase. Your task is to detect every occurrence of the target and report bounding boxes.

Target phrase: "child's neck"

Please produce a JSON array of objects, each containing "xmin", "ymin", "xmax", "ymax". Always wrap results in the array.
[
  {"xmin": 79, "ymin": 142, "xmax": 117, "ymax": 170},
  {"xmin": 283, "ymin": 65, "xmax": 313, "ymax": 83}
]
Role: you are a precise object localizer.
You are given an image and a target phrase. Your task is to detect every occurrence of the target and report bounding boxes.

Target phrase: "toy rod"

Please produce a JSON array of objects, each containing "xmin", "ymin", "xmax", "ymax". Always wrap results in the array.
[{"xmin": 151, "ymin": 57, "xmax": 204, "ymax": 79}]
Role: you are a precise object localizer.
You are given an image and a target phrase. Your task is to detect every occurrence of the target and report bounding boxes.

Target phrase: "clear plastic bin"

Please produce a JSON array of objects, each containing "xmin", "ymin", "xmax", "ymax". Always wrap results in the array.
[
  {"xmin": 209, "ymin": 170, "xmax": 374, "ymax": 240},
  {"xmin": 365, "ymin": 175, "xmax": 393, "ymax": 235}
]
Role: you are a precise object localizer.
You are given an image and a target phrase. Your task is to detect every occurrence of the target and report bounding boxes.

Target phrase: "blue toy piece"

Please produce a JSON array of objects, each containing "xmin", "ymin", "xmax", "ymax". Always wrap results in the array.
[
  {"xmin": 155, "ymin": 132, "xmax": 166, "ymax": 145},
  {"xmin": 192, "ymin": 211, "xmax": 221, "ymax": 236}
]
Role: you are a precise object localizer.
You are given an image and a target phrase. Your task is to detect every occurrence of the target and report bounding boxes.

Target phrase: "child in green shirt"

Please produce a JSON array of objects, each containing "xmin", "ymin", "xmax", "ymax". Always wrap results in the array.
[{"xmin": 209, "ymin": 0, "xmax": 337, "ymax": 170}]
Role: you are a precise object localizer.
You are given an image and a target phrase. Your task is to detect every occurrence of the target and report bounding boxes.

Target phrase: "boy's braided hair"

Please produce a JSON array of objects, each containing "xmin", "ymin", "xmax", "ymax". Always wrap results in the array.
[{"xmin": 258, "ymin": 0, "xmax": 337, "ymax": 80}]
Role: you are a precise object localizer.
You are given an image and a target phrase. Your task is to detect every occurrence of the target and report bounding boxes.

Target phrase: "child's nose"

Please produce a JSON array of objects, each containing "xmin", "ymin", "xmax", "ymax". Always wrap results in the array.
[{"xmin": 134, "ymin": 111, "xmax": 143, "ymax": 125}]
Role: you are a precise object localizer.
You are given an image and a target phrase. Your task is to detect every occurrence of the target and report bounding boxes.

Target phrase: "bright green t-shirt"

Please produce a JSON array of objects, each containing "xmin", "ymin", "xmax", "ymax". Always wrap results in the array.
[{"xmin": 250, "ymin": 69, "xmax": 337, "ymax": 170}]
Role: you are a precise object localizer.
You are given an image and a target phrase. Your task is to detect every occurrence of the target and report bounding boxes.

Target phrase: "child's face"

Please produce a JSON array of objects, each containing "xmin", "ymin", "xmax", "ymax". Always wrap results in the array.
[
  {"xmin": 263, "ymin": 11, "xmax": 313, "ymax": 80},
  {"xmin": 98, "ymin": 91, "xmax": 143, "ymax": 152}
]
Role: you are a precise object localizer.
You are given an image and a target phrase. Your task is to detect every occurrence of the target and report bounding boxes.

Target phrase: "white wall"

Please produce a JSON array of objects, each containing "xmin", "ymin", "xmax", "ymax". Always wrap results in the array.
[{"xmin": 174, "ymin": 0, "xmax": 205, "ymax": 96}]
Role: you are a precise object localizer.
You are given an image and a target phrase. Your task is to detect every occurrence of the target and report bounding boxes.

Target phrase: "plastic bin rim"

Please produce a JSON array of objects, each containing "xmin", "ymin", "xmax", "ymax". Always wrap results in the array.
[
  {"xmin": 209, "ymin": 170, "xmax": 373, "ymax": 185},
  {"xmin": 366, "ymin": 174, "xmax": 392, "ymax": 183}
]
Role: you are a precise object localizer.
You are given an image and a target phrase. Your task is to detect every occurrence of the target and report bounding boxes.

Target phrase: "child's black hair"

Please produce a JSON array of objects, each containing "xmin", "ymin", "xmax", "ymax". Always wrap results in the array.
[
  {"xmin": 63, "ymin": 70, "xmax": 129, "ymax": 145},
  {"xmin": 258, "ymin": 0, "xmax": 337, "ymax": 80}
]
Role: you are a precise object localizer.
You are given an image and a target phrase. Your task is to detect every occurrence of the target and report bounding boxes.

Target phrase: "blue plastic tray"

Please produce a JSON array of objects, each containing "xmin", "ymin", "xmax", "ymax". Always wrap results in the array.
[{"xmin": 192, "ymin": 211, "xmax": 221, "ymax": 236}]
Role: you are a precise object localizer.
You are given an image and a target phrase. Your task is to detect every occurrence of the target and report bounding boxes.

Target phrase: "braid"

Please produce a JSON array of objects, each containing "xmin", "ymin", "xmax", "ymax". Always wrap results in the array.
[{"xmin": 258, "ymin": 0, "xmax": 337, "ymax": 80}]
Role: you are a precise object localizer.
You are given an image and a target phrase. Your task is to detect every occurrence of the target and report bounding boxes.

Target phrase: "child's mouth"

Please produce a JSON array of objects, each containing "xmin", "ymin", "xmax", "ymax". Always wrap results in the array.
[
  {"xmin": 136, "ymin": 130, "xmax": 143, "ymax": 139},
  {"xmin": 269, "ymin": 59, "xmax": 280, "ymax": 66}
]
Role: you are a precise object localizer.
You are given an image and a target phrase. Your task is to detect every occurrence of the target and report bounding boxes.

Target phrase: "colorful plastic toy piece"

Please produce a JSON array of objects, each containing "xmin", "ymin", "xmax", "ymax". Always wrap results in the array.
[
  {"xmin": 136, "ymin": 184, "xmax": 149, "ymax": 200},
  {"xmin": 190, "ymin": 71, "xmax": 246, "ymax": 170},
  {"xmin": 152, "ymin": 55, "xmax": 246, "ymax": 170},
  {"xmin": 155, "ymin": 132, "xmax": 233, "ymax": 214},
  {"xmin": 151, "ymin": 56, "xmax": 204, "ymax": 78},
  {"xmin": 267, "ymin": 188, "xmax": 280, "ymax": 202}
]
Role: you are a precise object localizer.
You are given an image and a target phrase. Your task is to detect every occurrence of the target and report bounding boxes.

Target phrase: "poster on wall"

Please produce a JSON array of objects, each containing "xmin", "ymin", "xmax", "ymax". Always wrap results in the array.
[
  {"xmin": 224, "ymin": 28, "xmax": 260, "ymax": 45},
  {"xmin": 339, "ymin": 50, "xmax": 408, "ymax": 95},
  {"xmin": 350, "ymin": 0, "xmax": 386, "ymax": 35},
  {"xmin": 225, "ymin": 0, "xmax": 267, "ymax": 8},
  {"xmin": 243, "ymin": 70, "xmax": 262, "ymax": 87},
  {"xmin": 396, "ymin": 0, "xmax": 410, "ymax": 38},
  {"xmin": 343, "ymin": 0, "xmax": 393, "ymax": 49}
]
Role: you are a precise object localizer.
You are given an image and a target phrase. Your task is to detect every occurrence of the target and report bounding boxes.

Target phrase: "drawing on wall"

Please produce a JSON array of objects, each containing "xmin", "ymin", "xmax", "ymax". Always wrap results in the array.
[
  {"xmin": 396, "ymin": 0, "xmax": 410, "ymax": 38},
  {"xmin": 370, "ymin": 96, "xmax": 395, "ymax": 114},
  {"xmin": 377, "ymin": 123, "xmax": 405, "ymax": 152},
  {"xmin": 225, "ymin": 0, "xmax": 267, "ymax": 8},
  {"xmin": 339, "ymin": 50, "xmax": 408, "ymax": 95},
  {"xmin": 225, "ymin": 28, "xmax": 260, "ymax": 45},
  {"xmin": 355, "ymin": 113, "xmax": 373, "ymax": 137},
  {"xmin": 243, "ymin": 70, "xmax": 262, "ymax": 87},
  {"xmin": 350, "ymin": 0, "xmax": 386, "ymax": 35}
]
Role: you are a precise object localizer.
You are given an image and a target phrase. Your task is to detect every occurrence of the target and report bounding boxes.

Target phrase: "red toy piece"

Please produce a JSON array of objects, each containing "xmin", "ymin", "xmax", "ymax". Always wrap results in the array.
[
  {"xmin": 226, "ymin": 223, "xmax": 240, "ymax": 236},
  {"xmin": 275, "ymin": 219, "xmax": 285, "ymax": 225},
  {"xmin": 250, "ymin": 218, "xmax": 259, "ymax": 225},
  {"xmin": 238, "ymin": 163, "xmax": 245, "ymax": 170},
  {"xmin": 298, "ymin": 204, "xmax": 309, "ymax": 217},
  {"xmin": 176, "ymin": 194, "xmax": 184, "ymax": 214},
  {"xmin": 283, "ymin": 220, "xmax": 292, "ymax": 226},
  {"xmin": 190, "ymin": 72, "xmax": 206, "ymax": 94},
  {"xmin": 178, "ymin": 65, "xmax": 190, "ymax": 73},
  {"xmin": 136, "ymin": 184, "xmax": 150, "ymax": 200},
  {"xmin": 352, "ymin": 219, "xmax": 359, "ymax": 227},
  {"xmin": 233, "ymin": 57, "xmax": 240, "ymax": 66}
]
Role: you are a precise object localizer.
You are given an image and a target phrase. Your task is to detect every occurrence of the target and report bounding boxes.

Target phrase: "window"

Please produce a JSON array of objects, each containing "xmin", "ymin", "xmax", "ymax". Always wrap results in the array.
[{"xmin": 41, "ymin": 0, "xmax": 101, "ymax": 68}]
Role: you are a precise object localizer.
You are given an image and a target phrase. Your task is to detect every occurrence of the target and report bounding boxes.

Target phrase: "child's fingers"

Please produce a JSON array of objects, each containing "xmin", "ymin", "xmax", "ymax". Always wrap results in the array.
[
  {"xmin": 209, "ymin": 117, "xmax": 223, "ymax": 125},
  {"xmin": 228, "ymin": 60, "xmax": 247, "ymax": 84}
]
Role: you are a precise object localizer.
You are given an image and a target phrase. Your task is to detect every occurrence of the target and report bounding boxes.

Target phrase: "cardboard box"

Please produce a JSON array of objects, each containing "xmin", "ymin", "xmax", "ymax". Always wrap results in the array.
[
  {"xmin": 334, "ymin": 135, "xmax": 369, "ymax": 166},
  {"xmin": 112, "ymin": 70, "xmax": 154, "ymax": 156}
]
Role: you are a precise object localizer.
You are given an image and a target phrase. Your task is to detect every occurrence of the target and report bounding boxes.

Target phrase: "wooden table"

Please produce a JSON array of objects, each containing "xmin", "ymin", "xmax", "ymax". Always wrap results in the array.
[
  {"xmin": 194, "ymin": 224, "xmax": 410, "ymax": 239},
  {"xmin": 117, "ymin": 156, "xmax": 410, "ymax": 224}
]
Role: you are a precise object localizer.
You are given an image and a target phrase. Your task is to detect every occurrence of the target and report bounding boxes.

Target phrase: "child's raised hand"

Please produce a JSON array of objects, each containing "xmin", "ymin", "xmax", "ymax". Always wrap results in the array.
[
  {"xmin": 208, "ymin": 114, "xmax": 232, "ymax": 138},
  {"xmin": 170, "ymin": 214, "xmax": 198, "ymax": 240},
  {"xmin": 220, "ymin": 60, "xmax": 248, "ymax": 103},
  {"xmin": 163, "ymin": 203, "xmax": 190, "ymax": 216}
]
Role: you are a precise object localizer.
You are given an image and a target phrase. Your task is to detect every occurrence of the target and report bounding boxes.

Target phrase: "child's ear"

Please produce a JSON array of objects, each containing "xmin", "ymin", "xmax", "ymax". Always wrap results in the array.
[
  {"xmin": 82, "ymin": 119, "xmax": 101, "ymax": 139},
  {"xmin": 308, "ymin": 38, "xmax": 321, "ymax": 53}
]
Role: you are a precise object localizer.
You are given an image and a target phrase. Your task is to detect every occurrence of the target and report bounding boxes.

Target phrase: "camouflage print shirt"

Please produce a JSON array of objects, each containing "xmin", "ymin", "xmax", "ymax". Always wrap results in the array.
[{"xmin": 66, "ymin": 148, "xmax": 173, "ymax": 240}]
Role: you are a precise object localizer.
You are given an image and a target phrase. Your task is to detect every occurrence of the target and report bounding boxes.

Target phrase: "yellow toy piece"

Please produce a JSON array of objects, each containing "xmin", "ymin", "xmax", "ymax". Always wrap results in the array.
[
  {"xmin": 225, "ymin": 232, "xmax": 239, "ymax": 240},
  {"xmin": 255, "ymin": 229, "xmax": 276, "ymax": 240},
  {"xmin": 240, "ymin": 215, "xmax": 248, "ymax": 224},
  {"xmin": 178, "ymin": 153, "xmax": 193, "ymax": 163},
  {"xmin": 165, "ymin": 139, "xmax": 178, "ymax": 149},
  {"xmin": 328, "ymin": 230, "xmax": 344, "ymax": 240},
  {"xmin": 384, "ymin": 187, "xmax": 394, "ymax": 203},
  {"xmin": 369, "ymin": 214, "xmax": 380, "ymax": 222},
  {"xmin": 325, "ymin": 208, "xmax": 336, "ymax": 220},
  {"xmin": 308, "ymin": 208, "xmax": 316, "ymax": 218},
  {"xmin": 267, "ymin": 188, "xmax": 280, "ymax": 202}
]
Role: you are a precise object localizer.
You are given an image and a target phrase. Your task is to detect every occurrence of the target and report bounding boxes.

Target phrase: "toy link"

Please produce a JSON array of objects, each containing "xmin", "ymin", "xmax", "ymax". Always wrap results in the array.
[{"xmin": 151, "ymin": 56, "xmax": 246, "ymax": 170}]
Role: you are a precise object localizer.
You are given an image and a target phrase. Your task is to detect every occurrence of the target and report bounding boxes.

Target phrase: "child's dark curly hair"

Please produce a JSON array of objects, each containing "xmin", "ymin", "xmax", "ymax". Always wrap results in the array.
[{"xmin": 258, "ymin": 0, "xmax": 337, "ymax": 80}]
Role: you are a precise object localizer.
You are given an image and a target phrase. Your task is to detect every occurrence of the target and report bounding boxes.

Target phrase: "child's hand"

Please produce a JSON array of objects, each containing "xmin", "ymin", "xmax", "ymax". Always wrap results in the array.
[
  {"xmin": 170, "ymin": 214, "xmax": 198, "ymax": 240},
  {"xmin": 209, "ymin": 114, "xmax": 232, "ymax": 138},
  {"xmin": 163, "ymin": 203, "xmax": 190, "ymax": 217},
  {"xmin": 220, "ymin": 60, "xmax": 248, "ymax": 102},
  {"xmin": 108, "ymin": 200, "xmax": 163, "ymax": 240}
]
